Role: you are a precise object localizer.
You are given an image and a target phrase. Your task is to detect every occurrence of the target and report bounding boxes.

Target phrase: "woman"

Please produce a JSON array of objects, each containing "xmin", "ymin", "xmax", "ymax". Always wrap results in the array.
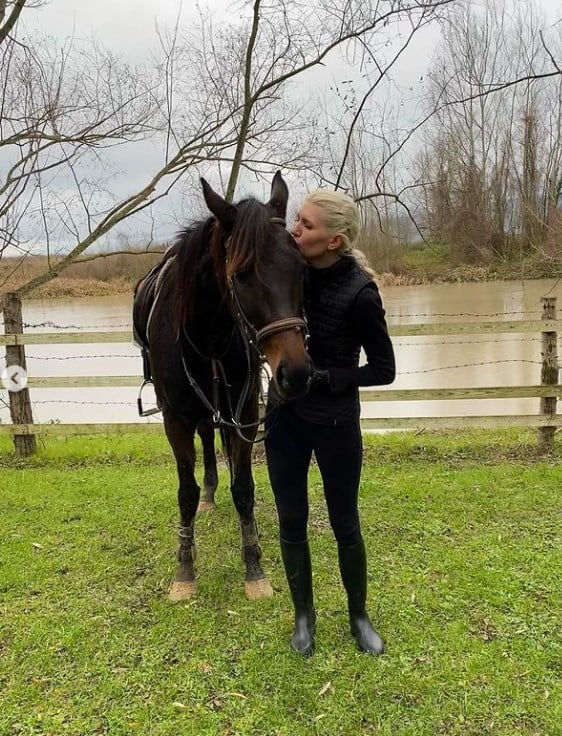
[{"xmin": 265, "ymin": 189, "xmax": 396, "ymax": 656}]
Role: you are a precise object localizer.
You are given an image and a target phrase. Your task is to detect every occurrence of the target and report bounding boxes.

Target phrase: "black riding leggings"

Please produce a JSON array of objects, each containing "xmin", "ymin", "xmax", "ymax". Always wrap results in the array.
[{"xmin": 264, "ymin": 403, "xmax": 363, "ymax": 546}]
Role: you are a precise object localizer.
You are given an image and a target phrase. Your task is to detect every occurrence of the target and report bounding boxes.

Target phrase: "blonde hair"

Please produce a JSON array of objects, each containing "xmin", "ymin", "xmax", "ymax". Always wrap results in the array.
[{"xmin": 303, "ymin": 189, "xmax": 376, "ymax": 279}]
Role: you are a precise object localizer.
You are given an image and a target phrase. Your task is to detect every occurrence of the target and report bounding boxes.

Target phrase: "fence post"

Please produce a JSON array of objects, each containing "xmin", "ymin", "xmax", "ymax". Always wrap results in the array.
[
  {"xmin": 538, "ymin": 296, "xmax": 558, "ymax": 451},
  {"xmin": 2, "ymin": 292, "xmax": 36, "ymax": 456}
]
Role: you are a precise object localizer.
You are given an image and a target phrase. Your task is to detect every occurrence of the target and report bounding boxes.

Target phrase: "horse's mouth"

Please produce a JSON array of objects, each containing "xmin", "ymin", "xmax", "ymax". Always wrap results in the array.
[{"xmin": 276, "ymin": 372, "xmax": 313, "ymax": 400}]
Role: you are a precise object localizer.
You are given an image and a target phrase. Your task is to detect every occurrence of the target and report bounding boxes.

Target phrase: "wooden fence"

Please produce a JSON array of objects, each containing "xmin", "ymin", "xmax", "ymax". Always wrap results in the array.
[{"xmin": 1, "ymin": 293, "xmax": 561, "ymax": 454}]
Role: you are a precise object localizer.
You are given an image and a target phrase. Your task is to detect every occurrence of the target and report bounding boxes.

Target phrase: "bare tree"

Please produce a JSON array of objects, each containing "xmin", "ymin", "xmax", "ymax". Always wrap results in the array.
[
  {"xmin": 1, "ymin": 39, "xmax": 156, "ymax": 254},
  {"xmin": 418, "ymin": 0, "xmax": 562, "ymax": 265},
  {"xmin": 1, "ymin": 0, "xmax": 463, "ymax": 454},
  {"xmin": 171, "ymin": 0, "xmax": 460, "ymax": 200},
  {"xmin": 520, "ymin": 99, "xmax": 542, "ymax": 249}
]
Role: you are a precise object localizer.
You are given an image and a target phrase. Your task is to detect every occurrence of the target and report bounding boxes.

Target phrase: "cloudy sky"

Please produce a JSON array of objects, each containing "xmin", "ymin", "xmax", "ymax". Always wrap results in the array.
[
  {"xmin": 15, "ymin": 0, "xmax": 562, "ymax": 252},
  {"xmin": 29, "ymin": 0, "xmax": 231, "ymax": 61},
  {"xmin": 27, "ymin": 0, "xmax": 561, "ymax": 61}
]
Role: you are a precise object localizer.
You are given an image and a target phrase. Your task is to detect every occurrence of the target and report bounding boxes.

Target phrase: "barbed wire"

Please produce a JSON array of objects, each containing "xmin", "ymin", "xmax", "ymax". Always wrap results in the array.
[
  {"xmin": 0, "ymin": 357, "xmax": 542, "ymax": 383},
  {"xmin": 387, "ymin": 309, "xmax": 545, "ymax": 318},
  {"xmin": 1, "ymin": 356, "xmax": 551, "ymax": 377},
  {"xmin": 17, "ymin": 341, "xmax": 542, "ymax": 363},
  {"xmin": 398, "ymin": 359, "xmax": 542, "ymax": 375},
  {"xmin": 30, "ymin": 400, "xmax": 138, "ymax": 406},
  {"xmin": 25, "ymin": 354, "xmax": 139, "ymax": 360},
  {"xmin": 0, "ymin": 306, "xmax": 557, "ymax": 424},
  {"xmin": 24, "ymin": 382, "xmax": 546, "ymax": 408},
  {"xmin": 4, "ymin": 307, "xmax": 555, "ymax": 332},
  {"xmin": 19, "ymin": 320, "xmax": 133, "ymax": 330},
  {"xmin": 394, "ymin": 337, "xmax": 544, "ymax": 346}
]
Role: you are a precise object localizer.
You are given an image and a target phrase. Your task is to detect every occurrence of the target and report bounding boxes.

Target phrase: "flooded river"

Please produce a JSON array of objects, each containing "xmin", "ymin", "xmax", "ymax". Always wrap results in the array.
[{"xmin": 2, "ymin": 278, "xmax": 561, "ymax": 425}]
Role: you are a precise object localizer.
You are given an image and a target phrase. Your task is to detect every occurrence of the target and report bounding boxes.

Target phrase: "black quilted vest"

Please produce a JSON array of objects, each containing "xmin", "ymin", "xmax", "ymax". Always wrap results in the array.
[{"xmin": 292, "ymin": 255, "xmax": 372, "ymax": 425}]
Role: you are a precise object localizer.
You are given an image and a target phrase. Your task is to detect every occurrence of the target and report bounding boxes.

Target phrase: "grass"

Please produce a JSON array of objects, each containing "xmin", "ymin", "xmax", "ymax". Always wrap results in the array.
[{"xmin": 1, "ymin": 429, "xmax": 561, "ymax": 735}]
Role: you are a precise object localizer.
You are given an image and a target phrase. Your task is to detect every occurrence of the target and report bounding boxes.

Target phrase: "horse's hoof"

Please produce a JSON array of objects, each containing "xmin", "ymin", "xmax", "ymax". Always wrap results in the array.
[
  {"xmin": 168, "ymin": 580, "xmax": 197, "ymax": 601},
  {"xmin": 245, "ymin": 578, "xmax": 274, "ymax": 600},
  {"xmin": 197, "ymin": 500, "xmax": 217, "ymax": 513}
]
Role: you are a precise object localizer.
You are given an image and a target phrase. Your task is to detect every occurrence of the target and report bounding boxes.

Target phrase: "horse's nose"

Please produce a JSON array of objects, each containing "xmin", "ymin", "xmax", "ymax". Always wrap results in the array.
[{"xmin": 276, "ymin": 357, "xmax": 313, "ymax": 398}]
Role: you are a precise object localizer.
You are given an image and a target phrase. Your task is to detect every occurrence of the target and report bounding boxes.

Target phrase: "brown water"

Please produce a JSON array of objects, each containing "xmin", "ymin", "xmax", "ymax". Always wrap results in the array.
[{"xmin": 3, "ymin": 278, "xmax": 560, "ymax": 425}]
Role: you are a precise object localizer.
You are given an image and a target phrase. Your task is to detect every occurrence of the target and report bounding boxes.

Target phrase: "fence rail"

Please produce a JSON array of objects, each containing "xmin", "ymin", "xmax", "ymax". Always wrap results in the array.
[
  {"xmin": 6, "ymin": 378, "xmax": 562, "ymax": 399},
  {"xmin": 1, "ymin": 295, "xmax": 561, "ymax": 450}
]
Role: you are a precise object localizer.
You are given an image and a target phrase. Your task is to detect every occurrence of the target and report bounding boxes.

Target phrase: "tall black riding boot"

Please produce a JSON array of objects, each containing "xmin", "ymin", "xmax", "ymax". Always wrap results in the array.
[
  {"xmin": 279, "ymin": 539, "xmax": 316, "ymax": 657},
  {"xmin": 338, "ymin": 538, "xmax": 385, "ymax": 655}
]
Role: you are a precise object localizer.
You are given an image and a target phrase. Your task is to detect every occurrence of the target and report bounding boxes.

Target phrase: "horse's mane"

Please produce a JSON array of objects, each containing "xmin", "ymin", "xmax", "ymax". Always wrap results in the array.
[
  {"xmin": 170, "ymin": 218, "xmax": 214, "ymax": 331},
  {"xmin": 172, "ymin": 197, "xmax": 272, "ymax": 330},
  {"xmin": 213, "ymin": 198, "xmax": 270, "ymax": 281}
]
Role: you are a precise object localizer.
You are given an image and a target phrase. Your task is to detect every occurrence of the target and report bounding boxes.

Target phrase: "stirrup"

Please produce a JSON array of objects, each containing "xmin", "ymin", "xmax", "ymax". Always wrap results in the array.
[{"xmin": 137, "ymin": 379, "xmax": 161, "ymax": 417}]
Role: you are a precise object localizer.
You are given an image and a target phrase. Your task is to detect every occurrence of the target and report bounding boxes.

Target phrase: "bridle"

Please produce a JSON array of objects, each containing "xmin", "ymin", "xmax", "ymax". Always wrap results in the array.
[{"xmin": 229, "ymin": 281, "xmax": 307, "ymax": 346}]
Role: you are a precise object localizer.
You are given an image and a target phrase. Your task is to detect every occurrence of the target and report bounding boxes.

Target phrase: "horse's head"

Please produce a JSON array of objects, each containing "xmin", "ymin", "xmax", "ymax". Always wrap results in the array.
[{"xmin": 201, "ymin": 172, "xmax": 313, "ymax": 399}]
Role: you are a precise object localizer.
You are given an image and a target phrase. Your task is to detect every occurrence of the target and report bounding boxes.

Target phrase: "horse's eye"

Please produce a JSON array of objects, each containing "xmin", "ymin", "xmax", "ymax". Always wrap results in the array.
[{"xmin": 234, "ymin": 268, "xmax": 253, "ymax": 285}]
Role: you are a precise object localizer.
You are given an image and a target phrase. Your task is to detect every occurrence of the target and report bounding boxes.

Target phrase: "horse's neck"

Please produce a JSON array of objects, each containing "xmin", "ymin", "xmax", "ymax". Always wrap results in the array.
[{"xmin": 183, "ymin": 283, "xmax": 235, "ymax": 355}]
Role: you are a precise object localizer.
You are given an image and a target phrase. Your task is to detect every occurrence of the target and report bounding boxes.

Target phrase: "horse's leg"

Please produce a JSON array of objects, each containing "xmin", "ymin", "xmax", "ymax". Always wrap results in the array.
[
  {"xmin": 196, "ymin": 418, "xmax": 218, "ymax": 512},
  {"xmin": 163, "ymin": 410, "xmax": 200, "ymax": 601},
  {"xmin": 227, "ymin": 429, "xmax": 273, "ymax": 600}
]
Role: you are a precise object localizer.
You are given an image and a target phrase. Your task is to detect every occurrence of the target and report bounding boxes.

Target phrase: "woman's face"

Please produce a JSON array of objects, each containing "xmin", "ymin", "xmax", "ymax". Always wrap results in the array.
[{"xmin": 291, "ymin": 201, "xmax": 342, "ymax": 268}]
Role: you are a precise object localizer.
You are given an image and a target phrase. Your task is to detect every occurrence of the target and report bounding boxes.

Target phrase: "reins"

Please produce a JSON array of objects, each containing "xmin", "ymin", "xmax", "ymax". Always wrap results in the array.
[{"xmin": 178, "ymin": 327, "xmax": 273, "ymax": 443}]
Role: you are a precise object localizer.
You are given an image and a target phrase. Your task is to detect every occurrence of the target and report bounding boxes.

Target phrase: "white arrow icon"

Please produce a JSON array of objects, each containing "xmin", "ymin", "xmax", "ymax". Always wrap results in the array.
[{"xmin": 1, "ymin": 365, "xmax": 28, "ymax": 392}]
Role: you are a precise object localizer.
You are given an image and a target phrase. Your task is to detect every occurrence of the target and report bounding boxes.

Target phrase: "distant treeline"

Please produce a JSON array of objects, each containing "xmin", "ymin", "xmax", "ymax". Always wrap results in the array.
[
  {"xmin": 0, "ymin": 248, "xmax": 165, "ymax": 298},
  {"xmin": 1, "ymin": 235, "xmax": 560, "ymax": 301}
]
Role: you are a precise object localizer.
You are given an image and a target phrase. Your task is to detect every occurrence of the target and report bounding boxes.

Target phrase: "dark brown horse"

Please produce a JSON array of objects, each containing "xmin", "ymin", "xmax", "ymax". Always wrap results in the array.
[{"xmin": 133, "ymin": 172, "xmax": 312, "ymax": 600}]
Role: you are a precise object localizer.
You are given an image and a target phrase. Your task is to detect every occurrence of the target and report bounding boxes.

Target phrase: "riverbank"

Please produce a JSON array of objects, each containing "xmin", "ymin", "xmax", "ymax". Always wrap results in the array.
[
  {"xmin": 1, "ymin": 250, "xmax": 559, "ymax": 299},
  {"xmin": 28, "ymin": 266, "xmax": 562, "ymax": 300}
]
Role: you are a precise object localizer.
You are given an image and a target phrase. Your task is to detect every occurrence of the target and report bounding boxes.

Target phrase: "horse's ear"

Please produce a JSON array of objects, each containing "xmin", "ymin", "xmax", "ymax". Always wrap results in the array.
[
  {"xmin": 201, "ymin": 178, "xmax": 237, "ymax": 230},
  {"xmin": 268, "ymin": 170, "xmax": 289, "ymax": 219}
]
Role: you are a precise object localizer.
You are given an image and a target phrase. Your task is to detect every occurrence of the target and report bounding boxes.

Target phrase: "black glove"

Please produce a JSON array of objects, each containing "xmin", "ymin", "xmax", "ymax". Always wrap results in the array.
[{"xmin": 311, "ymin": 369, "xmax": 330, "ymax": 387}]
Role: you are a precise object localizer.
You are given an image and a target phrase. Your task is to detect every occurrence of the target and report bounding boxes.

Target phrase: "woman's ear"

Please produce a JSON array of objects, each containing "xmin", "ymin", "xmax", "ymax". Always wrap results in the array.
[{"xmin": 327, "ymin": 234, "xmax": 343, "ymax": 251}]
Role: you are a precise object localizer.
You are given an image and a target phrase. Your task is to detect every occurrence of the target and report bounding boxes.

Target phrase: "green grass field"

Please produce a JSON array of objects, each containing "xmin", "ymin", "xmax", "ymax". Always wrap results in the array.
[{"xmin": 1, "ymin": 430, "xmax": 561, "ymax": 735}]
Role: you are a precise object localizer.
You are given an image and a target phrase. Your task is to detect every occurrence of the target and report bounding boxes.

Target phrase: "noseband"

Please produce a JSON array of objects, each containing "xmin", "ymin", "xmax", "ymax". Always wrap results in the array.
[{"xmin": 226, "ymin": 216, "xmax": 308, "ymax": 351}]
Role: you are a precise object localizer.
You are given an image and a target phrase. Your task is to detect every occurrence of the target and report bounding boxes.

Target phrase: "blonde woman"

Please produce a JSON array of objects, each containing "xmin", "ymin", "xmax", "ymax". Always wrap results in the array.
[{"xmin": 265, "ymin": 189, "xmax": 396, "ymax": 656}]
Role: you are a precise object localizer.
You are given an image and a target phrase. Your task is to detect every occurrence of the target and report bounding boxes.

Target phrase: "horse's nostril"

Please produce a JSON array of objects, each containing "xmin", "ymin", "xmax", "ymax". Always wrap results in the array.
[{"xmin": 276, "ymin": 361, "xmax": 313, "ymax": 398}]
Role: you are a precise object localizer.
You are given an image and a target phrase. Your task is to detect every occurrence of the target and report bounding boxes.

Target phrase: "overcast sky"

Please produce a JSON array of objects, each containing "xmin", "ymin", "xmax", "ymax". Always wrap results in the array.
[
  {"xmin": 29, "ymin": 0, "xmax": 230, "ymax": 60},
  {"xmin": 17, "ymin": 0, "xmax": 562, "ymax": 251},
  {"xmin": 27, "ymin": 0, "xmax": 561, "ymax": 58}
]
